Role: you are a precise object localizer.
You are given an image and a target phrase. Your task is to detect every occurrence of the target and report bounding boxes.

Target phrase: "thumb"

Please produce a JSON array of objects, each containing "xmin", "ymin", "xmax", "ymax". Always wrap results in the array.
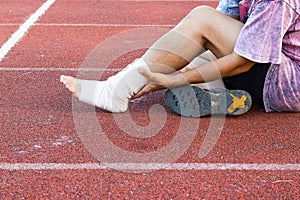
[{"xmin": 138, "ymin": 67, "xmax": 152, "ymax": 80}]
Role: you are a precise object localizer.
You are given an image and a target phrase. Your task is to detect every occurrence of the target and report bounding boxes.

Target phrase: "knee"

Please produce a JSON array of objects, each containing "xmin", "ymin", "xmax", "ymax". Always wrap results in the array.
[
  {"xmin": 189, "ymin": 5, "xmax": 215, "ymax": 17},
  {"xmin": 176, "ymin": 6, "xmax": 215, "ymax": 31},
  {"xmin": 187, "ymin": 6, "xmax": 215, "ymax": 22}
]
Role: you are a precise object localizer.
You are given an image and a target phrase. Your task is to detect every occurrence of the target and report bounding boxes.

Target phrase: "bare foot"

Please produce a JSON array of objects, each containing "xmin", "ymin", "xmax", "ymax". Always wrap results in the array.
[{"xmin": 60, "ymin": 75, "xmax": 81, "ymax": 98}]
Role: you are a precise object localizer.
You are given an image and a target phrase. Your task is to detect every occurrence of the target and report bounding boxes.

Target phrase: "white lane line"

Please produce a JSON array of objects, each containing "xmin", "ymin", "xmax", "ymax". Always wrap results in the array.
[
  {"xmin": 0, "ymin": 163, "xmax": 299, "ymax": 171},
  {"xmin": 0, "ymin": 67, "xmax": 122, "ymax": 72},
  {"xmin": 0, "ymin": 0, "xmax": 56, "ymax": 62},
  {"xmin": 0, "ymin": 24, "xmax": 20, "ymax": 26},
  {"xmin": 37, "ymin": 23, "xmax": 174, "ymax": 27},
  {"xmin": 0, "ymin": 23, "xmax": 175, "ymax": 27},
  {"xmin": 35, "ymin": 23, "xmax": 175, "ymax": 27}
]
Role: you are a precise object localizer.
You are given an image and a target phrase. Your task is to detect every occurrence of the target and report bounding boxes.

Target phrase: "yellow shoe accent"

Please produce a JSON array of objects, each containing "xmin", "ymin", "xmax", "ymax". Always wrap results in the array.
[{"xmin": 227, "ymin": 94, "xmax": 247, "ymax": 113}]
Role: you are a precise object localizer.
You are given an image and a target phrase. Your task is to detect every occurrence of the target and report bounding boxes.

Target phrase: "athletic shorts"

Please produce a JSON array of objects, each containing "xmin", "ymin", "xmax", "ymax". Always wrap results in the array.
[{"xmin": 223, "ymin": 63, "xmax": 270, "ymax": 105}]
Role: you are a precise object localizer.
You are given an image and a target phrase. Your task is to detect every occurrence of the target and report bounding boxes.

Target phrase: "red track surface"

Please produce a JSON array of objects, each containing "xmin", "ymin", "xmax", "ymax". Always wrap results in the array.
[
  {"xmin": 0, "ymin": 1, "xmax": 44, "ymax": 23},
  {"xmin": 0, "ymin": 0, "xmax": 299, "ymax": 199}
]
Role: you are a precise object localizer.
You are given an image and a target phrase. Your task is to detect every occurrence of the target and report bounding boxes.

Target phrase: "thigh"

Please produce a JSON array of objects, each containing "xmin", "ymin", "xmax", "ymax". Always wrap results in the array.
[{"xmin": 174, "ymin": 6, "xmax": 244, "ymax": 58}]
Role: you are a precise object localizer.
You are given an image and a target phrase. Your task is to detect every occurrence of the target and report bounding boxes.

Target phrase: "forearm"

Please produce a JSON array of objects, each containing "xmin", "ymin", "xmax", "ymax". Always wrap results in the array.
[{"xmin": 170, "ymin": 53, "xmax": 255, "ymax": 87}]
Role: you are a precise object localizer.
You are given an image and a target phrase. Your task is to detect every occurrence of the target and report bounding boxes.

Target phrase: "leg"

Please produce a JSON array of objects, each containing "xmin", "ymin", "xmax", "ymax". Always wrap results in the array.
[
  {"xmin": 180, "ymin": 50, "xmax": 223, "ymax": 89},
  {"xmin": 61, "ymin": 6, "xmax": 244, "ymax": 112},
  {"xmin": 143, "ymin": 6, "xmax": 244, "ymax": 73}
]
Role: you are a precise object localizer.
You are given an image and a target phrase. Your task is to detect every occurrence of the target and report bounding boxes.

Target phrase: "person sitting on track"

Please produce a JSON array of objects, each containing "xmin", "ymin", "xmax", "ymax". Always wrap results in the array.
[{"xmin": 60, "ymin": 0, "xmax": 300, "ymax": 117}]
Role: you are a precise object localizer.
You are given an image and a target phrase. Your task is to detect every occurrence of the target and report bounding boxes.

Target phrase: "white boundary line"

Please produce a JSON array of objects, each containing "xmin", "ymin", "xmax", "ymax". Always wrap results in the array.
[
  {"xmin": 0, "ymin": 163, "xmax": 299, "ymax": 171},
  {"xmin": 0, "ymin": 67, "xmax": 122, "ymax": 72},
  {"xmin": 0, "ymin": 0, "xmax": 56, "ymax": 62},
  {"xmin": 82, "ymin": 0, "xmax": 219, "ymax": 2},
  {"xmin": 104, "ymin": 0, "xmax": 218, "ymax": 2}
]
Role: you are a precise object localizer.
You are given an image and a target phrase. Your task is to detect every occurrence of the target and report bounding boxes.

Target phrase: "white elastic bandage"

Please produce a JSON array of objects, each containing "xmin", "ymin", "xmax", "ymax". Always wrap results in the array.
[{"xmin": 78, "ymin": 58, "xmax": 149, "ymax": 112}]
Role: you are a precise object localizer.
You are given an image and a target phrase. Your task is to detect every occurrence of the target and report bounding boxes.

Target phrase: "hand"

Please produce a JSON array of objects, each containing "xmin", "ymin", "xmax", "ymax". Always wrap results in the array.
[{"xmin": 132, "ymin": 67, "xmax": 174, "ymax": 99}]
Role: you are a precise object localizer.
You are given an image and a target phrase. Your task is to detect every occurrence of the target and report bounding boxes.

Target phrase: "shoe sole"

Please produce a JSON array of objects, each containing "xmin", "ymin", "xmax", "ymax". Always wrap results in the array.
[{"xmin": 164, "ymin": 85, "xmax": 252, "ymax": 118}]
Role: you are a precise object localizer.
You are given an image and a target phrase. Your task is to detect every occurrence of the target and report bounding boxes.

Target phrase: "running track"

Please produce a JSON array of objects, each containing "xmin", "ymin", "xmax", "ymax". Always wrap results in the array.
[{"xmin": 0, "ymin": 0, "xmax": 299, "ymax": 199}]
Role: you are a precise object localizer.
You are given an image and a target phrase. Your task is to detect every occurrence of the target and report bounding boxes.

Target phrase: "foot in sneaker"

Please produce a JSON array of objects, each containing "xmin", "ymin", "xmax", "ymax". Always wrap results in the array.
[{"xmin": 164, "ymin": 85, "xmax": 252, "ymax": 117}]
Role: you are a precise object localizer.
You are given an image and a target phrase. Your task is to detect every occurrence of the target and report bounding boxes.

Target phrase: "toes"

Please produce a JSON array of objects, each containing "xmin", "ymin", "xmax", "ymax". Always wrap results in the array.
[
  {"xmin": 60, "ymin": 75, "xmax": 74, "ymax": 85},
  {"xmin": 60, "ymin": 75, "xmax": 70, "ymax": 84},
  {"xmin": 60, "ymin": 75, "xmax": 65, "ymax": 83},
  {"xmin": 60, "ymin": 75, "xmax": 76, "ymax": 93},
  {"xmin": 67, "ymin": 86, "xmax": 75, "ymax": 93}
]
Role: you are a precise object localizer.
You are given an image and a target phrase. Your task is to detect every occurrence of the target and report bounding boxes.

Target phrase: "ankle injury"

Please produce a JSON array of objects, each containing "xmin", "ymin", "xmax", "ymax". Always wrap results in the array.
[{"xmin": 78, "ymin": 58, "xmax": 149, "ymax": 112}]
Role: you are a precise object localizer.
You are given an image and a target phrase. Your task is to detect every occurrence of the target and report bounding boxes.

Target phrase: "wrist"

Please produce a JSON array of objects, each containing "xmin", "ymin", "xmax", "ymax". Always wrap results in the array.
[{"xmin": 169, "ymin": 72, "xmax": 189, "ymax": 88}]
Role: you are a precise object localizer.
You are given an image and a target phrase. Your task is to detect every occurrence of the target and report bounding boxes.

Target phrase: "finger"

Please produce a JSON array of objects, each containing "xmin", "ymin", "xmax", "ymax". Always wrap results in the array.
[{"xmin": 132, "ymin": 86, "xmax": 149, "ymax": 99}]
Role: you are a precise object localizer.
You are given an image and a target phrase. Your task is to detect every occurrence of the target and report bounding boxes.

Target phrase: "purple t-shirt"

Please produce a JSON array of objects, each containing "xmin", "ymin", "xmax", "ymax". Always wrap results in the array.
[{"xmin": 220, "ymin": 0, "xmax": 300, "ymax": 112}]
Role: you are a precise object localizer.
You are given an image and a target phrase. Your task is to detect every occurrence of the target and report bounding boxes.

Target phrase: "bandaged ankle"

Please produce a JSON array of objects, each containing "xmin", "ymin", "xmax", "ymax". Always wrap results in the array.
[{"xmin": 77, "ymin": 58, "xmax": 149, "ymax": 112}]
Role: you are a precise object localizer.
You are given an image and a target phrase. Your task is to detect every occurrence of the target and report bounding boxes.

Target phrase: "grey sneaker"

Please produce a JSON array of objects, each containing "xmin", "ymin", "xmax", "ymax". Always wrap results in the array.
[{"xmin": 164, "ymin": 85, "xmax": 252, "ymax": 118}]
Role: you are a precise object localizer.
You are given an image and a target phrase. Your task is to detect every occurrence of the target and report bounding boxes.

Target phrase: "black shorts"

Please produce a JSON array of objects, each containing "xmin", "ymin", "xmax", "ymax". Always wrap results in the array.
[{"xmin": 223, "ymin": 63, "xmax": 270, "ymax": 105}]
